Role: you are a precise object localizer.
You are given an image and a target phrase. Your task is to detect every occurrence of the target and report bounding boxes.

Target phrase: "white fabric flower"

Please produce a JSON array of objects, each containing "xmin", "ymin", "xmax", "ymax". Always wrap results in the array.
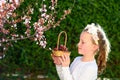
[{"xmin": 84, "ymin": 23, "xmax": 99, "ymax": 45}]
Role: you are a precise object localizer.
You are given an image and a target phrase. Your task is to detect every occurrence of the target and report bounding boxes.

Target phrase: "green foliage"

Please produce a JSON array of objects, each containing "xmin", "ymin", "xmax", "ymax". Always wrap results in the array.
[{"xmin": 0, "ymin": 0, "xmax": 120, "ymax": 79}]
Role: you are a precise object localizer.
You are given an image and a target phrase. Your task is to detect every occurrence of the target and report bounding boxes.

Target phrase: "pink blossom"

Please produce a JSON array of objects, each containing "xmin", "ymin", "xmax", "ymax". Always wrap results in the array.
[
  {"xmin": 41, "ymin": 13, "xmax": 46, "ymax": 17},
  {"xmin": 0, "ymin": 0, "xmax": 71, "ymax": 54}
]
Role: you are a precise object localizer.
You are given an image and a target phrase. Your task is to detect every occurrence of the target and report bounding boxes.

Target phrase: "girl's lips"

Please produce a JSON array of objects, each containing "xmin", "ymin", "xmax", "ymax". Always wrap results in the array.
[{"xmin": 78, "ymin": 48, "xmax": 81, "ymax": 51}]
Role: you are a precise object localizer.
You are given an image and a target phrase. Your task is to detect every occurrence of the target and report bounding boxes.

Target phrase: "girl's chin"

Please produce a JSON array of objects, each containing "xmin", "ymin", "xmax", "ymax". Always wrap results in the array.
[{"xmin": 78, "ymin": 51, "xmax": 82, "ymax": 54}]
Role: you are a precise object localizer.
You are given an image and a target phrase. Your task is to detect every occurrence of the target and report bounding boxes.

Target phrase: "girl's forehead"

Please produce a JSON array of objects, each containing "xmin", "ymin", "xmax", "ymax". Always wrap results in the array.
[{"xmin": 80, "ymin": 32, "xmax": 92, "ymax": 41}]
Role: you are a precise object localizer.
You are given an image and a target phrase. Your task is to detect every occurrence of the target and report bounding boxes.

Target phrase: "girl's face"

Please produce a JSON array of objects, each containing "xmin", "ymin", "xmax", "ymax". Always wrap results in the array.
[{"xmin": 78, "ymin": 32, "xmax": 98, "ymax": 56}]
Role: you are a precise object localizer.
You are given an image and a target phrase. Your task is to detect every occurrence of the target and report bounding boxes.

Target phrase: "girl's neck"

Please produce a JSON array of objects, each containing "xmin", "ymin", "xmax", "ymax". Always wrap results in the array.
[{"xmin": 81, "ymin": 55, "xmax": 95, "ymax": 62}]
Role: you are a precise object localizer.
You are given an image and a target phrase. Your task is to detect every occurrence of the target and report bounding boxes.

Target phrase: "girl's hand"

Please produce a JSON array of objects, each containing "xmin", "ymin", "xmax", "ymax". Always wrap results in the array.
[
  {"xmin": 51, "ymin": 54, "xmax": 61, "ymax": 65},
  {"xmin": 59, "ymin": 53, "xmax": 70, "ymax": 67}
]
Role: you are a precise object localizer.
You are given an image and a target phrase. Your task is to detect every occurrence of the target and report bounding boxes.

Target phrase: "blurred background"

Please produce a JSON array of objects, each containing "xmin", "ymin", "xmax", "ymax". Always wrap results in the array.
[{"xmin": 0, "ymin": 0, "xmax": 120, "ymax": 80}]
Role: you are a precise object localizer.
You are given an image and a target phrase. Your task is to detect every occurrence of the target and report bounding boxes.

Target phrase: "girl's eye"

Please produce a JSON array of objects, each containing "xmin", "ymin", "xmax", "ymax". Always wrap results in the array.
[{"xmin": 82, "ymin": 42, "xmax": 84, "ymax": 44}]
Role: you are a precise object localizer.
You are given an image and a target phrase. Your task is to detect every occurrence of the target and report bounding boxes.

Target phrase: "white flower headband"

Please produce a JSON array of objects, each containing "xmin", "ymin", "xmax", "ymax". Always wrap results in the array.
[
  {"xmin": 84, "ymin": 23, "xmax": 99, "ymax": 45},
  {"xmin": 84, "ymin": 23, "xmax": 111, "ymax": 59}
]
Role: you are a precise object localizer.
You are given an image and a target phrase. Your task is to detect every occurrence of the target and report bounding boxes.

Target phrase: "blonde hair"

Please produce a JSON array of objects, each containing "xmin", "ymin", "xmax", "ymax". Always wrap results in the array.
[{"xmin": 83, "ymin": 23, "xmax": 111, "ymax": 74}]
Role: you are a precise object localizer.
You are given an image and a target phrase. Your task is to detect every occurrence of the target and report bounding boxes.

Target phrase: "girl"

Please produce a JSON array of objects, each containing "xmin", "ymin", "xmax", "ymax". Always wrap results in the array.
[{"xmin": 51, "ymin": 23, "xmax": 111, "ymax": 80}]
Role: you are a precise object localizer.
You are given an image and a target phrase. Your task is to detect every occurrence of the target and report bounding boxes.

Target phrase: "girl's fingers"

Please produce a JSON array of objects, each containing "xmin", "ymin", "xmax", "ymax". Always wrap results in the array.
[
  {"xmin": 59, "ymin": 54, "xmax": 70, "ymax": 67},
  {"xmin": 51, "ymin": 54, "xmax": 55, "ymax": 60},
  {"xmin": 51, "ymin": 54, "xmax": 62, "ymax": 65},
  {"xmin": 61, "ymin": 54, "xmax": 66, "ymax": 62},
  {"xmin": 66, "ymin": 54, "xmax": 70, "ymax": 60},
  {"xmin": 51, "ymin": 53, "xmax": 70, "ymax": 66},
  {"xmin": 64, "ymin": 53, "xmax": 69, "ymax": 60},
  {"xmin": 60, "ymin": 54, "xmax": 68, "ymax": 62},
  {"xmin": 59, "ymin": 57, "xmax": 63, "ymax": 63}
]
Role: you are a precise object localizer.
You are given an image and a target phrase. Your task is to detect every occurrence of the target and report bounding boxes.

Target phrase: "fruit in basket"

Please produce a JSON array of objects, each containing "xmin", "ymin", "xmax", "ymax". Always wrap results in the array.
[
  {"xmin": 52, "ymin": 45, "xmax": 70, "ymax": 56},
  {"xmin": 53, "ymin": 45, "xmax": 68, "ymax": 51}
]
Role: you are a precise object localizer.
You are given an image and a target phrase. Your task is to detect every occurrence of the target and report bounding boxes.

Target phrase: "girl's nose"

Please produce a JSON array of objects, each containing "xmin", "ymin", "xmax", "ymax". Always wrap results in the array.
[{"xmin": 77, "ymin": 42, "xmax": 81, "ymax": 47}]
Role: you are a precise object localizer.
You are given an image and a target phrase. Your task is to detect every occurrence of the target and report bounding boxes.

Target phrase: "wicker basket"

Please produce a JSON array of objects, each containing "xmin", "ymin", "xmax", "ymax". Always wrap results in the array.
[{"xmin": 52, "ymin": 31, "xmax": 70, "ymax": 56}]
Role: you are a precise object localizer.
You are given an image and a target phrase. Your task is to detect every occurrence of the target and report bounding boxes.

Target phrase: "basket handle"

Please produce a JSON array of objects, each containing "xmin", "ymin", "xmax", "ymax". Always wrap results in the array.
[{"xmin": 57, "ymin": 31, "xmax": 67, "ymax": 49}]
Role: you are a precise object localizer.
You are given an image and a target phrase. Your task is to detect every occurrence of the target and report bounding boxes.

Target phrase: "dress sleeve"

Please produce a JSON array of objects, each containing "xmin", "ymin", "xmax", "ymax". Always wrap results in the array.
[
  {"xmin": 56, "ymin": 65, "xmax": 63, "ymax": 80},
  {"xmin": 56, "ymin": 65, "xmax": 74, "ymax": 80},
  {"xmin": 55, "ymin": 57, "xmax": 80, "ymax": 80},
  {"xmin": 61, "ymin": 67, "xmax": 74, "ymax": 80}
]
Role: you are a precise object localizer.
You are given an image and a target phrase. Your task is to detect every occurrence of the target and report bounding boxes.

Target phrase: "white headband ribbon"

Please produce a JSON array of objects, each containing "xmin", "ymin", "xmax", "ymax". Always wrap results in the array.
[{"xmin": 84, "ymin": 23, "xmax": 99, "ymax": 45}]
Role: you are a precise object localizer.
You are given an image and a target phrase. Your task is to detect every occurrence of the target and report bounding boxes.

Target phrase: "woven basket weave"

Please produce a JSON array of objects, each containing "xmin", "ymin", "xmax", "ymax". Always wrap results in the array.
[{"xmin": 52, "ymin": 31, "xmax": 70, "ymax": 56}]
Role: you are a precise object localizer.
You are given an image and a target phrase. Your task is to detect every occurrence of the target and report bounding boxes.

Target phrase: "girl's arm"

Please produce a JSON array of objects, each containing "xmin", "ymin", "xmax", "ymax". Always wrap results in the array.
[
  {"xmin": 56, "ymin": 65, "xmax": 63, "ymax": 80},
  {"xmin": 57, "ymin": 53, "xmax": 74, "ymax": 80}
]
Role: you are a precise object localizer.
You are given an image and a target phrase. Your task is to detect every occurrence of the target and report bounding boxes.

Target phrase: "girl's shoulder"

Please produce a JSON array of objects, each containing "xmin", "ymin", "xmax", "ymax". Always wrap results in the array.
[{"xmin": 73, "ymin": 56, "xmax": 82, "ymax": 61}]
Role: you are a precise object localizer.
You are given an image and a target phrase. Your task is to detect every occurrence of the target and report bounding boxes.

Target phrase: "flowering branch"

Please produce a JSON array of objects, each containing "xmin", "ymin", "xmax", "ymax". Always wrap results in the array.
[{"xmin": 0, "ymin": 0, "xmax": 73, "ymax": 57}]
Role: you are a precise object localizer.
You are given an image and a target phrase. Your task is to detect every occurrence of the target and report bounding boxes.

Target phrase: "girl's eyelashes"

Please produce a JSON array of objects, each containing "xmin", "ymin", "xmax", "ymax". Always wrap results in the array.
[{"xmin": 81, "ymin": 41, "xmax": 85, "ymax": 44}]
